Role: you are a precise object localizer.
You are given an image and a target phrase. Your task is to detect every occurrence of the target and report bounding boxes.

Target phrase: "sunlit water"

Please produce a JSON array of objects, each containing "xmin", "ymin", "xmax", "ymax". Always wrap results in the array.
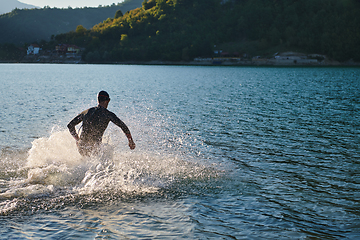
[{"xmin": 0, "ymin": 64, "xmax": 359, "ymax": 239}]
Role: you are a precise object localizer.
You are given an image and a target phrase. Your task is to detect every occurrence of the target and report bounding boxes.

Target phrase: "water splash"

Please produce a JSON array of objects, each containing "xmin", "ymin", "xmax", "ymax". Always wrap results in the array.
[{"xmin": 0, "ymin": 128, "xmax": 219, "ymax": 214}]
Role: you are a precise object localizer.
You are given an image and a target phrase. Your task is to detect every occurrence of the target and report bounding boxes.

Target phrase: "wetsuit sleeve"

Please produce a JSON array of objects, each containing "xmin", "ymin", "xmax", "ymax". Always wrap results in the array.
[
  {"xmin": 67, "ymin": 112, "xmax": 84, "ymax": 139},
  {"xmin": 108, "ymin": 110, "xmax": 135, "ymax": 150},
  {"xmin": 108, "ymin": 112, "xmax": 131, "ymax": 135}
]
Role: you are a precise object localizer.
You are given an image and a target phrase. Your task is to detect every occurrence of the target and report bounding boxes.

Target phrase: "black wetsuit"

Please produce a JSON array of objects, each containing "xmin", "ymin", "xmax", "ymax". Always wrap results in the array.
[{"xmin": 67, "ymin": 105, "xmax": 130, "ymax": 156}]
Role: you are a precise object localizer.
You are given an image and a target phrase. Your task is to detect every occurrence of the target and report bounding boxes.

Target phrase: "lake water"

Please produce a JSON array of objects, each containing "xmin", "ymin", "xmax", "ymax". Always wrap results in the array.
[{"xmin": 0, "ymin": 64, "xmax": 359, "ymax": 239}]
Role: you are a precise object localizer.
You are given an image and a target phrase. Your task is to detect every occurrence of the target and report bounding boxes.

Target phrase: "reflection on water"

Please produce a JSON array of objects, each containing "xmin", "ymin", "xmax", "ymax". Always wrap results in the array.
[{"xmin": 0, "ymin": 64, "xmax": 359, "ymax": 239}]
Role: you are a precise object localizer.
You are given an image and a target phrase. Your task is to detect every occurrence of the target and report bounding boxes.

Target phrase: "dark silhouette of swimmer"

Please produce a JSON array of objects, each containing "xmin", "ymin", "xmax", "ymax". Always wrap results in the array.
[{"xmin": 67, "ymin": 91, "xmax": 135, "ymax": 156}]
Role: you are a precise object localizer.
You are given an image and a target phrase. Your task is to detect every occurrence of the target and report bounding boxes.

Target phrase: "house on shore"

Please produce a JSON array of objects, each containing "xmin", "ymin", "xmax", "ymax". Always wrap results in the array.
[
  {"xmin": 272, "ymin": 52, "xmax": 323, "ymax": 64},
  {"xmin": 27, "ymin": 44, "xmax": 41, "ymax": 55},
  {"xmin": 56, "ymin": 44, "xmax": 81, "ymax": 58}
]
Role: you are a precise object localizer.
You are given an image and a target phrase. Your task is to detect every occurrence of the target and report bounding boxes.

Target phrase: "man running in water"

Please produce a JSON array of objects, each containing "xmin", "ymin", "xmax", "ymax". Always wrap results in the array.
[{"xmin": 67, "ymin": 91, "xmax": 135, "ymax": 156}]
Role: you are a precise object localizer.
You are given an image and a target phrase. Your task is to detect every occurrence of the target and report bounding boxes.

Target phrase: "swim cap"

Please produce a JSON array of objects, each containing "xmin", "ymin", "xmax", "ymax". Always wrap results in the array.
[{"xmin": 98, "ymin": 90, "xmax": 110, "ymax": 102}]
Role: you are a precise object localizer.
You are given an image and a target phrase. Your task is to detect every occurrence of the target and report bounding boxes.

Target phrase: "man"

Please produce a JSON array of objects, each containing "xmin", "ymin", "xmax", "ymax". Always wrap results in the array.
[{"xmin": 67, "ymin": 90, "xmax": 135, "ymax": 156}]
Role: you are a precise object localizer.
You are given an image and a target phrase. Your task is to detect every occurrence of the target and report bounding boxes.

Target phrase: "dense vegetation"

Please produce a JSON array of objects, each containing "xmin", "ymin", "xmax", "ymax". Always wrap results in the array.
[
  {"xmin": 53, "ymin": 0, "xmax": 360, "ymax": 63},
  {"xmin": 0, "ymin": 0, "xmax": 143, "ymax": 45},
  {"xmin": 0, "ymin": 43, "xmax": 24, "ymax": 61},
  {"xmin": 2, "ymin": 0, "xmax": 360, "ymax": 62}
]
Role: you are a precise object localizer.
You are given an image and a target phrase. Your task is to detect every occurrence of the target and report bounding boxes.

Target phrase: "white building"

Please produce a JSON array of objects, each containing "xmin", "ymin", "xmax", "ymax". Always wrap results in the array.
[{"xmin": 27, "ymin": 44, "xmax": 41, "ymax": 55}]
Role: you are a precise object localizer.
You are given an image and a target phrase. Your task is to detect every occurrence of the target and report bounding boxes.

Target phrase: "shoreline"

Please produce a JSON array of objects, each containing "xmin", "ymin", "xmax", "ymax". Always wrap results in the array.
[{"xmin": 2, "ymin": 58, "xmax": 360, "ymax": 67}]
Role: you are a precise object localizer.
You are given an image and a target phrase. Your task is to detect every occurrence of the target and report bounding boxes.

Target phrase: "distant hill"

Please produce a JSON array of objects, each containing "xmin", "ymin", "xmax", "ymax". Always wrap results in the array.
[
  {"xmin": 0, "ymin": 0, "xmax": 38, "ymax": 15},
  {"xmin": 2, "ymin": 0, "xmax": 360, "ymax": 63},
  {"xmin": 54, "ymin": 0, "xmax": 360, "ymax": 63},
  {"xmin": 0, "ymin": 0, "xmax": 143, "ymax": 45}
]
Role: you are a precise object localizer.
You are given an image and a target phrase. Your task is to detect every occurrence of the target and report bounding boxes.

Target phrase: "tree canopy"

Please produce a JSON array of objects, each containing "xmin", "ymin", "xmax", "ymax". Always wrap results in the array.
[
  {"xmin": 53, "ymin": 0, "xmax": 360, "ymax": 62},
  {"xmin": 2, "ymin": 0, "xmax": 360, "ymax": 62}
]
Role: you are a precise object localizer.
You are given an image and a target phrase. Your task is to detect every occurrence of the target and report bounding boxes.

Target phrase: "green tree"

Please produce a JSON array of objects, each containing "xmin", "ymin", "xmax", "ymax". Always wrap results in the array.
[
  {"xmin": 75, "ymin": 25, "xmax": 87, "ymax": 35},
  {"xmin": 142, "ymin": 0, "xmax": 149, "ymax": 10},
  {"xmin": 115, "ymin": 9, "xmax": 123, "ymax": 18}
]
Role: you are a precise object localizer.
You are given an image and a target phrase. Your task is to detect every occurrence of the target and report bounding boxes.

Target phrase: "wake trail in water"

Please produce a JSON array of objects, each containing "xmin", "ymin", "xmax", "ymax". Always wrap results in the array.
[{"xmin": 0, "ymin": 128, "xmax": 219, "ymax": 215}]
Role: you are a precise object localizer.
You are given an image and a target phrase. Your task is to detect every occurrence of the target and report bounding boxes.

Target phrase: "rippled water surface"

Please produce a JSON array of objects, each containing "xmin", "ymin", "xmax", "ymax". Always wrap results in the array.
[{"xmin": 0, "ymin": 64, "xmax": 359, "ymax": 239}]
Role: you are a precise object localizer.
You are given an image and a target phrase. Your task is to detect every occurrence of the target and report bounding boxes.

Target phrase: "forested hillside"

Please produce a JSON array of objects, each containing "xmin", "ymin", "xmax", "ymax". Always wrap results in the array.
[
  {"xmin": 2, "ymin": 0, "xmax": 360, "ymax": 63},
  {"xmin": 53, "ymin": 0, "xmax": 360, "ymax": 63},
  {"xmin": 0, "ymin": 0, "xmax": 143, "ymax": 45}
]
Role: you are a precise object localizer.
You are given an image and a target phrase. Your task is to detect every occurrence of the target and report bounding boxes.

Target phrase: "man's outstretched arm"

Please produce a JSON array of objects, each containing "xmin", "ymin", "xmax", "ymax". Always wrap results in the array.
[{"xmin": 110, "ymin": 113, "xmax": 135, "ymax": 150}]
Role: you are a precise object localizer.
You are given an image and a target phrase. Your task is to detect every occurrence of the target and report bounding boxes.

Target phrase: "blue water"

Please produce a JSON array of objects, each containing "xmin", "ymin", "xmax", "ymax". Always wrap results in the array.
[{"xmin": 0, "ymin": 64, "xmax": 359, "ymax": 239}]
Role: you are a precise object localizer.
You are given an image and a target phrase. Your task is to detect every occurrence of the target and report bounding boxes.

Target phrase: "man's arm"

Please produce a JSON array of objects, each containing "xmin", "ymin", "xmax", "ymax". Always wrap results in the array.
[
  {"xmin": 109, "ymin": 112, "xmax": 135, "ymax": 150},
  {"xmin": 67, "ymin": 113, "xmax": 83, "ymax": 141}
]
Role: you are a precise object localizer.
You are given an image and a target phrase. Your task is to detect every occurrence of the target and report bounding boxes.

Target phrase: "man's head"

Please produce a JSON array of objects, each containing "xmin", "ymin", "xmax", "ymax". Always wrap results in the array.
[{"xmin": 98, "ymin": 90, "xmax": 110, "ymax": 103}]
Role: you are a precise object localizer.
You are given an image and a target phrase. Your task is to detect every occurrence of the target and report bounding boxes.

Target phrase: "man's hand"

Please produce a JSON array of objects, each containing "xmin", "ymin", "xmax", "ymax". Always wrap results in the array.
[{"xmin": 129, "ymin": 139, "xmax": 136, "ymax": 150}]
